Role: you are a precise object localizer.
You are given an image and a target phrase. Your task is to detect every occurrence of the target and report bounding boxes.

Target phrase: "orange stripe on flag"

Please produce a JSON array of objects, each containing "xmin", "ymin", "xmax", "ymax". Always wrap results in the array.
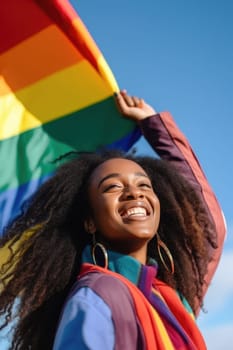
[
  {"xmin": 0, "ymin": 25, "xmax": 83, "ymax": 96},
  {"xmin": 38, "ymin": 0, "xmax": 102, "ymax": 75},
  {"xmin": 71, "ymin": 16, "xmax": 101, "ymax": 71}
]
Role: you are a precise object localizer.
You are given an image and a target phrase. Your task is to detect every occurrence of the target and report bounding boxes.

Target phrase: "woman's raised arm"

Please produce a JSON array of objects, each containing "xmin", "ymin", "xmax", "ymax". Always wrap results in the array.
[{"xmin": 115, "ymin": 90, "xmax": 226, "ymax": 297}]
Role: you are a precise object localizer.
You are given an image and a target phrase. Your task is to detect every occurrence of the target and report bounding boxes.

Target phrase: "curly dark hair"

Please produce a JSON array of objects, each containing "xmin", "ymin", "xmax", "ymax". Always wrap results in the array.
[{"xmin": 0, "ymin": 150, "xmax": 217, "ymax": 350}]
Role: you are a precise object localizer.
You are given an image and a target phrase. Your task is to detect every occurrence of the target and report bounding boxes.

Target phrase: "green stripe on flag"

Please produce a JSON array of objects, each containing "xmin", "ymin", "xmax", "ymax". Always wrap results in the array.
[{"xmin": 0, "ymin": 97, "xmax": 134, "ymax": 192}]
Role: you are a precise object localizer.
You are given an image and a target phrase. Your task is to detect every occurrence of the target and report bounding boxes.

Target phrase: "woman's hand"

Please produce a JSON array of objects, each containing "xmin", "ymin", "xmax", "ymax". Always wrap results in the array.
[{"xmin": 115, "ymin": 90, "xmax": 156, "ymax": 122}]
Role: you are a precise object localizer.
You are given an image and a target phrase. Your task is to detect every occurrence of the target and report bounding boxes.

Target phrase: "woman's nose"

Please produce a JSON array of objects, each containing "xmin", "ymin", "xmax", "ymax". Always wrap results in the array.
[{"xmin": 123, "ymin": 186, "xmax": 144, "ymax": 200}]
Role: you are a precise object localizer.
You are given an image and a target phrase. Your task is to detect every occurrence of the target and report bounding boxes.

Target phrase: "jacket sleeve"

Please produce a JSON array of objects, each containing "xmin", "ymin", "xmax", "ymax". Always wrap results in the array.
[
  {"xmin": 139, "ymin": 112, "xmax": 226, "ymax": 297},
  {"xmin": 52, "ymin": 287, "xmax": 114, "ymax": 350}
]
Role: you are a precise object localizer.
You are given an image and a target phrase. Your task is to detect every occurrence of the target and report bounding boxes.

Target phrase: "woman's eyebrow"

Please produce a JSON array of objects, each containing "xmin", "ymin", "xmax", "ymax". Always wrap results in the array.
[
  {"xmin": 98, "ymin": 173, "xmax": 120, "ymax": 188},
  {"xmin": 97, "ymin": 172, "xmax": 148, "ymax": 188},
  {"xmin": 135, "ymin": 172, "xmax": 149, "ymax": 179}
]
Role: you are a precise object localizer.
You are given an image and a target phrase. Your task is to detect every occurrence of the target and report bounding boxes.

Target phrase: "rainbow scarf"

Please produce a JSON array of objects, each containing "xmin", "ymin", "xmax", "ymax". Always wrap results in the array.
[
  {"xmin": 0, "ymin": 0, "xmax": 140, "ymax": 233},
  {"xmin": 80, "ymin": 263, "xmax": 207, "ymax": 350}
]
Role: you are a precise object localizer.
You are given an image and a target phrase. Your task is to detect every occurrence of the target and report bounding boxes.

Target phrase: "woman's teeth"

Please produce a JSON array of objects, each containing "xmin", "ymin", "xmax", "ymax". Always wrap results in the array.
[{"xmin": 122, "ymin": 207, "xmax": 147, "ymax": 218}]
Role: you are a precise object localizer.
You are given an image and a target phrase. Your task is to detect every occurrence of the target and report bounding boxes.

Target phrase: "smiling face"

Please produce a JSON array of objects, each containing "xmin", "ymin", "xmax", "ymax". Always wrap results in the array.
[{"xmin": 85, "ymin": 158, "xmax": 160, "ymax": 260}]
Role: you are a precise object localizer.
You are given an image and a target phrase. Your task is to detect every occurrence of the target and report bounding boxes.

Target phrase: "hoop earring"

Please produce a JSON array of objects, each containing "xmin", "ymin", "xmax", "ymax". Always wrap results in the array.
[
  {"xmin": 157, "ymin": 234, "xmax": 174, "ymax": 274},
  {"xmin": 92, "ymin": 235, "xmax": 108, "ymax": 269}
]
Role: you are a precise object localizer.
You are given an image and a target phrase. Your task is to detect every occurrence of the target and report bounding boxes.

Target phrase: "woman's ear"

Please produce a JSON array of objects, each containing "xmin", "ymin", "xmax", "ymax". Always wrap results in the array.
[{"xmin": 84, "ymin": 218, "xmax": 96, "ymax": 234}]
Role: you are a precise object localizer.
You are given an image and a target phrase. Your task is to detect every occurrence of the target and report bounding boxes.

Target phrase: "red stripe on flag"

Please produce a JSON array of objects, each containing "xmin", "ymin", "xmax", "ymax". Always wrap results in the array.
[{"xmin": 0, "ymin": 0, "xmax": 51, "ymax": 54}]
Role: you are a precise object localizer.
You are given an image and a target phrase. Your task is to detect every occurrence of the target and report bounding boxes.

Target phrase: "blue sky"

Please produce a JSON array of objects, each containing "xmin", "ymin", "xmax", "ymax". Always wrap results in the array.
[{"xmin": 73, "ymin": 0, "xmax": 233, "ymax": 349}]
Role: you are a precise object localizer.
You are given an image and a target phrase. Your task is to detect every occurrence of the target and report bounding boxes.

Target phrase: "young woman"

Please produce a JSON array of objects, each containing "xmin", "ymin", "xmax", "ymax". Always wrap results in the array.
[{"xmin": 0, "ymin": 91, "xmax": 226, "ymax": 349}]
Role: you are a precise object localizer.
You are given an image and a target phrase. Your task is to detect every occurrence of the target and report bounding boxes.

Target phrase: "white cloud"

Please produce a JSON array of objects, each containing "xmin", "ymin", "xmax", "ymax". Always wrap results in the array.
[
  {"xmin": 198, "ymin": 220, "xmax": 233, "ymax": 349},
  {"xmin": 225, "ymin": 221, "xmax": 233, "ymax": 249},
  {"xmin": 202, "ymin": 323, "xmax": 233, "ymax": 350},
  {"xmin": 203, "ymin": 250, "xmax": 233, "ymax": 314},
  {"xmin": 200, "ymin": 221, "xmax": 233, "ymax": 315}
]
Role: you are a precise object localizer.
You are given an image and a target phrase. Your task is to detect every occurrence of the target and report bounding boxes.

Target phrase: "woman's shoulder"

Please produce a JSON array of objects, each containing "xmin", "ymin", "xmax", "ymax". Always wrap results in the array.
[
  {"xmin": 70, "ymin": 271, "xmax": 134, "ymax": 306},
  {"xmin": 64, "ymin": 271, "xmax": 143, "ymax": 348}
]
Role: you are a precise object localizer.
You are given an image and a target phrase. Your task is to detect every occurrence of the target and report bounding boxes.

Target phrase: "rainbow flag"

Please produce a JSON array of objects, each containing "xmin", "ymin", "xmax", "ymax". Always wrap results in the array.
[{"xmin": 0, "ymin": 0, "xmax": 140, "ymax": 234}]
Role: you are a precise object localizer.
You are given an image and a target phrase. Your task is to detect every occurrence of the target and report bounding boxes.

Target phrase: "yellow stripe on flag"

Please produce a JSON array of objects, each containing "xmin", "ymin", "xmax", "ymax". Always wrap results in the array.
[
  {"xmin": 97, "ymin": 55, "xmax": 119, "ymax": 93},
  {"xmin": 0, "ymin": 60, "xmax": 114, "ymax": 140}
]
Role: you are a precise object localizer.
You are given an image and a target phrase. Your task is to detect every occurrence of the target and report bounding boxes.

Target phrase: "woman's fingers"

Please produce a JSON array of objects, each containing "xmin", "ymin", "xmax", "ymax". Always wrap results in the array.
[
  {"xmin": 115, "ymin": 90, "xmax": 156, "ymax": 121},
  {"xmin": 116, "ymin": 92, "xmax": 140, "ymax": 110},
  {"xmin": 132, "ymin": 96, "xmax": 144, "ymax": 108},
  {"xmin": 115, "ymin": 91, "xmax": 129, "ymax": 113}
]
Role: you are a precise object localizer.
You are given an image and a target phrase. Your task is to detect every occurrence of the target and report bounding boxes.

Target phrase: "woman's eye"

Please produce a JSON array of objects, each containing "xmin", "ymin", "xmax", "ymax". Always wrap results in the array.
[
  {"xmin": 138, "ymin": 183, "xmax": 152, "ymax": 188},
  {"xmin": 103, "ymin": 184, "xmax": 122, "ymax": 192}
]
